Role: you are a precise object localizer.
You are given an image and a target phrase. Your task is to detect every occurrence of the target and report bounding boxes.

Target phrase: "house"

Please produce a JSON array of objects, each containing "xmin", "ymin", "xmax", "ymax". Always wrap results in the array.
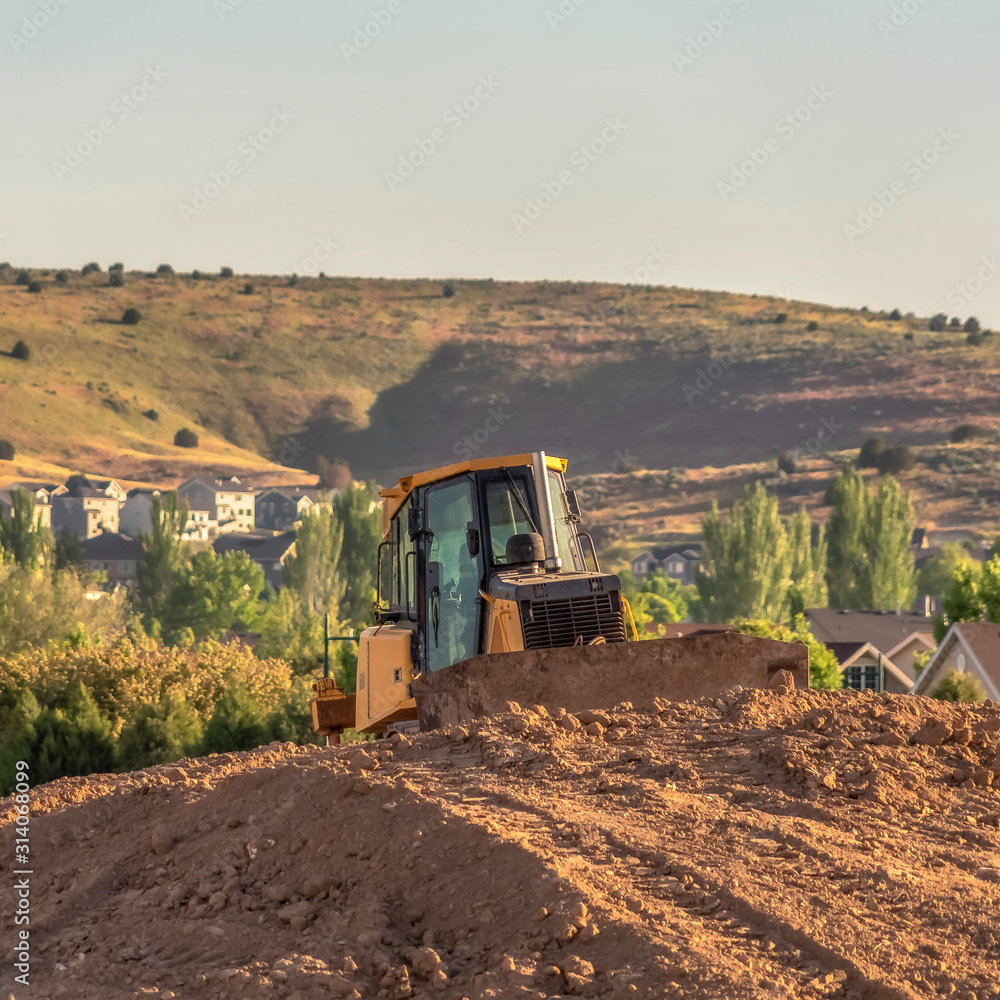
[
  {"xmin": 827, "ymin": 641, "xmax": 913, "ymax": 694},
  {"xmin": 911, "ymin": 622, "xmax": 1000, "ymax": 701},
  {"xmin": 177, "ymin": 476, "xmax": 255, "ymax": 535},
  {"xmin": 51, "ymin": 482, "xmax": 122, "ymax": 539},
  {"xmin": 255, "ymin": 486, "xmax": 331, "ymax": 531},
  {"xmin": 0, "ymin": 484, "xmax": 53, "ymax": 530},
  {"xmin": 80, "ymin": 532, "xmax": 143, "ymax": 587},
  {"xmin": 211, "ymin": 531, "xmax": 296, "ymax": 590},
  {"xmin": 630, "ymin": 544, "xmax": 702, "ymax": 585},
  {"xmin": 119, "ymin": 489, "xmax": 161, "ymax": 538},
  {"xmin": 805, "ymin": 608, "xmax": 937, "ymax": 677}
]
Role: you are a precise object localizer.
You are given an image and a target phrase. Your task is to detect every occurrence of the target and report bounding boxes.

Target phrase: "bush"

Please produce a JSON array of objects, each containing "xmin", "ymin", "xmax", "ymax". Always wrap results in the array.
[
  {"xmin": 877, "ymin": 444, "xmax": 916, "ymax": 474},
  {"xmin": 108, "ymin": 272, "xmax": 124, "ymax": 287},
  {"xmin": 0, "ymin": 439, "xmax": 14, "ymax": 461},
  {"xmin": 774, "ymin": 313, "xmax": 788, "ymax": 324},
  {"xmin": 55, "ymin": 270, "xmax": 70, "ymax": 284},
  {"xmin": 220, "ymin": 266, "xmax": 234, "ymax": 278},
  {"xmin": 888, "ymin": 308, "xmax": 901, "ymax": 320},
  {"xmin": 931, "ymin": 669, "xmax": 986, "ymax": 704},
  {"xmin": 156, "ymin": 263, "xmax": 174, "ymax": 275},
  {"xmin": 15, "ymin": 270, "xmax": 30, "ymax": 286},
  {"xmin": 806, "ymin": 321, "xmax": 819, "ymax": 332},
  {"xmin": 735, "ymin": 616, "xmax": 843, "ymax": 690},
  {"xmin": 287, "ymin": 274, "xmax": 299, "ymax": 287},
  {"xmin": 442, "ymin": 283, "xmax": 455, "ymax": 298},
  {"xmin": 929, "ymin": 313, "xmax": 947, "ymax": 332},
  {"xmin": 81, "ymin": 262, "xmax": 101, "ymax": 275},
  {"xmin": 950, "ymin": 423, "xmax": 989, "ymax": 443},
  {"xmin": 967, "ymin": 331, "xmax": 984, "ymax": 346},
  {"xmin": 117, "ymin": 695, "xmax": 204, "ymax": 770},
  {"xmin": 949, "ymin": 317, "xmax": 961, "ymax": 328},
  {"xmin": 858, "ymin": 436, "xmax": 886, "ymax": 469},
  {"xmin": 964, "ymin": 316, "xmax": 981, "ymax": 334},
  {"xmin": 27, "ymin": 281, "xmax": 41, "ymax": 294},
  {"xmin": 0, "ymin": 685, "xmax": 116, "ymax": 794},
  {"xmin": 242, "ymin": 282, "xmax": 255, "ymax": 295},
  {"xmin": 903, "ymin": 332, "xmax": 914, "ymax": 341},
  {"xmin": 11, "ymin": 340, "xmax": 30, "ymax": 361},
  {"xmin": 777, "ymin": 452, "xmax": 797, "ymax": 474},
  {"xmin": 191, "ymin": 269, "xmax": 201, "ymax": 281},
  {"xmin": 266, "ymin": 675, "xmax": 321, "ymax": 745},
  {"xmin": 174, "ymin": 428, "xmax": 199, "ymax": 448},
  {"xmin": 109, "ymin": 262, "xmax": 124, "ymax": 272},
  {"xmin": 201, "ymin": 686, "xmax": 270, "ymax": 754},
  {"xmin": 142, "ymin": 408, "xmax": 159, "ymax": 421},
  {"xmin": 121, "ymin": 307, "xmax": 142, "ymax": 325}
]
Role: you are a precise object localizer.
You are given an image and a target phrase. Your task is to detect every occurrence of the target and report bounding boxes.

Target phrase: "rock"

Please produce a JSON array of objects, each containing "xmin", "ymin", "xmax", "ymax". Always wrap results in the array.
[
  {"xmin": 561, "ymin": 715, "xmax": 582, "ymax": 732},
  {"xmin": 301, "ymin": 873, "xmax": 339, "ymax": 899},
  {"xmin": 150, "ymin": 824, "xmax": 174, "ymax": 856},
  {"xmin": 277, "ymin": 900, "xmax": 315, "ymax": 927},
  {"xmin": 975, "ymin": 867, "xmax": 1000, "ymax": 883},
  {"xmin": 769, "ymin": 669, "xmax": 795, "ymax": 694},
  {"xmin": 263, "ymin": 883, "xmax": 293, "ymax": 903},
  {"xmin": 577, "ymin": 710, "xmax": 612, "ymax": 727},
  {"xmin": 584, "ymin": 722, "xmax": 605, "ymax": 738},
  {"xmin": 209, "ymin": 891, "xmax": 227, "ymax": 911},
  {"xmin": 504, "ymin": 700, "xmax": 522, "ymax": 714},
  {"xmin": 910, "ymin": 719, "xmax": 951, "ymax": 746},
  {"xmin": 563, "ymin": 955, "xmax": 594, "ymax": 977},
  {"xmin": 412, "ymin": 947, "xmax": 448, "ymax": 982}
]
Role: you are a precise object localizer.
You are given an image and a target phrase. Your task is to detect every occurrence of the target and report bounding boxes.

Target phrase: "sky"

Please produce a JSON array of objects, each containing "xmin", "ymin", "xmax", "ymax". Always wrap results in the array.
[{"xmin": 5, "ymin": 0, "xmax": 1000, "ymax": 324}]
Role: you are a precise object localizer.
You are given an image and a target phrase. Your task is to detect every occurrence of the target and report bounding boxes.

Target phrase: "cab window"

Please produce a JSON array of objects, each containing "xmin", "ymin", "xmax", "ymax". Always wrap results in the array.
[{"xmin": 484, "ymin": 477, "xmax": 535, "ymax": 565}]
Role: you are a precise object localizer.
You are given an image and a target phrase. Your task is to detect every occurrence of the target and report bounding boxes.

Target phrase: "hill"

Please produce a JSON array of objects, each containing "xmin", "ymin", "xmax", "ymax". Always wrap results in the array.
[{"xmin": 0, "ymin": 266, "xmax": 997, "ymax": 539}]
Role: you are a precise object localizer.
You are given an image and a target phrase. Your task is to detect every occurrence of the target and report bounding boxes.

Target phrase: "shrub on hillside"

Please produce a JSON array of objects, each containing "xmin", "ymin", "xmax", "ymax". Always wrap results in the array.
[
  {"xmin": 27, "ymin": 281, "xmax": 42, "ymax": 294},
  {"xmin": 0, "ymin": 685, "xmax": 116, "ymax": 794},
  {"xmin": 116, "ymin": 694, "xmax": 204, "ymax": 770},
  {"xmin": 201, "ymin": 685, "xmax": 269, "ymax": 754},
  {"xmin": 949, "ymin": 317, "xmax": 961, "ymax": 328},
  {"xmin": 965, "ymin": 317, "xmax": 981, "ymax": 334},
  {"xmin": 55, "ymin": 270, "xmax": 69, "ymax": 284},
  {"xmin": 220, "ymin": 266, "xmax": 234, "ymax": 278},
  {"xmin": 174, "ymin": 427, "xmax": 199, "ymax": 448},
  {"xmin": 142, "ymin": 408, "xmax": 159, "ymax": 421},
  {"xmin": 242, "ymin": 282, "xmax": 255, "ymax": 295},
  {"xmin": 442, "ymin": 283, "xmax": 455, "ymax": 298},
  {"xmin": 967, "ymin": 331, "xmax": 984, "ymax": 346},
  {"xmin": 121, "ymin": 307, "xmax": 142, "ymax": 325},
  {"xmin": 15, "ymin": 270, "xmax": 30, "ymax": 286},
  {"xmin": 950, "ymin": 423, "xmax": 990, "ymax": 443},
  {"xmin": 806, "ymin": 321, "xmax": 819, "ymax": 332},
  {"xmin": 109, "ymin": 262, "xmax": 124, "ymax": 272},
  {"xmin": 81, "ymin": 261, "xmax": 101, "ymax": 275},
  {"xmin": 191, "ymin": 269, "xmax": 201, "ymax": 280},
  {"xmin": 11, "ymin": 340, "xmax": 30, "ymax": 361},
  {"xmin": 858, "ymin": 436, "xmax": 886, "ymax": 469},
  {"xmin": 774, "ymin": 313, "xmax": 788, "ymax": 324},
  {"xmin": 877, "ymin": 444, "xmax": 916, "ymax": 474},
  {"xmin": 287, "ymin": 274, "xmax": 299, "ymax": 287},
  {"xmin": 777, "ymin": 452, "xmax": 797, "ymax": 474},
  {"xmin": 0, "ymin": 439, "xmax": 14, "ymax": 461},
  {"xmin": 156, "ymin": 263, "xmax": 174, "ymax": 275},
  {"xmin": 888, "ymin": 308, "xmax": 902, "ymax": 320},
  {"xmin": 108, "ymin": 272, "xmax": 124, "ymax": 287},
  {"xmin": 929, "ymin": 313, "xmax": 947, "ymax": 332}
]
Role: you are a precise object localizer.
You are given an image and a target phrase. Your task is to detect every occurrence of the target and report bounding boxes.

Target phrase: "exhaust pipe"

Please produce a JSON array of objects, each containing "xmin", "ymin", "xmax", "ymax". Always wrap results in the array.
[{"xmin": 532, "ymin": 451, "xmax": 562, "ymax": 572}]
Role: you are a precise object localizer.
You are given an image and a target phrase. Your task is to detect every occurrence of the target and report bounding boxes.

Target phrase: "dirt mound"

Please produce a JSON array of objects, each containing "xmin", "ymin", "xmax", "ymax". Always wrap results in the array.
[{"xmin": 3, "ymin": 686, "xmax": 1000, "ymax": 1000}]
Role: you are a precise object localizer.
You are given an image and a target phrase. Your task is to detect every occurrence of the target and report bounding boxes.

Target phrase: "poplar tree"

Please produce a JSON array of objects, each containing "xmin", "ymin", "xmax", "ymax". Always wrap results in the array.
[
  {"xmin": 0, "ymin": 488, "xmax": 47, "ymax": 570},
  {"xmin": 825, "ymin": 467, "xmax": 870, "ymax": 608},
  {"xmin": 866, "ymin": 476, "xmax": 917, "ymax": 611},
  {"xmin": 788, "ymin": 507, "xmax": 828, "ymax": 615}
]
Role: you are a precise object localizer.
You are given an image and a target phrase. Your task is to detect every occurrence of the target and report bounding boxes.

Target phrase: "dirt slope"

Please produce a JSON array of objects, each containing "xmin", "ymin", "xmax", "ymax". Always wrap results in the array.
[{"xmin": 3, "ymin": 686, "xmax": 1000, "ymax": 1000}]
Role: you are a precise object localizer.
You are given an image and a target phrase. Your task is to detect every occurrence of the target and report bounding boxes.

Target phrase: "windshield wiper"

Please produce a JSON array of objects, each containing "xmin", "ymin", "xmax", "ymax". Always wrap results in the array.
[{"xmin": 499, "ymin": 468, "xmax": 538, "ymax": 534}]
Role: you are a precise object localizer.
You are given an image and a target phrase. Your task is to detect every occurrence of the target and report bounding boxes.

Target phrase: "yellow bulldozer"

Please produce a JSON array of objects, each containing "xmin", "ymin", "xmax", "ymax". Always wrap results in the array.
[{"xmin": 311, "ymin": 452, "xmax": 808, "ymax": 742}]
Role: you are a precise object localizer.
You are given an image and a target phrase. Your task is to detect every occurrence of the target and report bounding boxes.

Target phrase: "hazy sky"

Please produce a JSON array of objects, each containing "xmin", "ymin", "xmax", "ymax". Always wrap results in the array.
[{"xmin": 6, "ymin": 0, "xmax": 1000, "ymax": 324}]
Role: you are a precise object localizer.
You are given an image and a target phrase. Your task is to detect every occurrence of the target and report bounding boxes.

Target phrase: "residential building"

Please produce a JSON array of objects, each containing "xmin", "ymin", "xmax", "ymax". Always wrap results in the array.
[
  {"xmin": 0, "ymin": 484, "xmax": 53, "ymax": 530},
  {"xmin": 211, "ymin": 531, "xmax": 296, "ymax": 590},
  {"xmin": 49, "ymin": 477, "xmax": 124, "ymax": 539},
  {"xmin": 630, "ymin": 544, "xmax": 702, "ymax": 585},
  {"xmin": 80, "ymin": 532, "xmax": 143, "ymax": 587},
  {"xmin": 176, "ymin": 476, "xmax": 255, "ymax": 535},
  {"xmin": 119, "ymin": 489, "xmax": 161, "ymax": 538},
  {"xmin": 255, "ymin": 486, "xmax": 331, "ymax": 531},
  {"xmin": 911, "ymin": 623, "xmax": 1000, "ymax": 701},
  {"xmin": 827, "ymin": 641, "xmax": 913, "ymax": 694}
]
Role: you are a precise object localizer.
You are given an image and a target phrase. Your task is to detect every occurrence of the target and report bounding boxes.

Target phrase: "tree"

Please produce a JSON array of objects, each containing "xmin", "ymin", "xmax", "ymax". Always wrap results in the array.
[
  {"xmin": 442, "ymin": 283, "xmax": 455, "ymax": 298},
  {"xmin": 27, "ymin": 281, "xmax": 42, "ymax": 293},
  {"xmin": 174, "ymin": 428, "xmax": 199, "ymax": 448},
  {"xmin": 917, "ymin": 542, "xmax": 974, "ymax": 598},
  {"xmin": 888, "ymin": 308, "xmax": 902, "ymax": 320},
  {"xmin": 333, "ymin": 483, "xmax": 381, "ymax": 625},
  {"xmin": 135, "ymin": 494, "xmax": 188, "ymax": 631},
  {"xmin": 858, "ymin": 437, "xmax": 886, "ymax": 469},
  {"xmin": 0, "ymin": 488, "xmax": 46, "ymax": 570},
  {"xmin": 108, "ymin": 272, "xmax": 124, "ymax": 287},
  {"xmin": 11, "ymin": 340, "xmax": 30, "ymax": 361},
  {"xmin": 825, "ymin": 466, "xmax": 870, "ymax": 608},
  {"xmin": 943, "ymin": 556, "xmax": 1000, "ymax": 626},
  {"xmin": 54, "ymin": 528, "xmax": 83, "ymax": 571},
  {"xmin": 81, "ymin": 262, "xmax": 101, "ymax": 275},
  {"xmin": 777, "ymin": 452, "xmax": 796, "ymax": 474},
  {"xmin": 0, "ymin": 439, "xmax": 14, "ymax": 461},
  {"xmin": 317, "ymin": 456, "xmax": 353, "ymax": 490},
  {"xmin": 929, "ymin": 313, "xmax": 947, "ymax": 332},
  {"xmin": 877, "ymin": 445, "xmax": 916, "ymax": 474},
  {"xmin": 697, "ymin": 482, "xmax": 796, "ymax": 622},
  {"xmin": 787, "ymin": 507, "xmax": 828, "ymax": 616},
  {"xmin": 156, "ymin": 263, "xmax": 174, "ymax": 275},
  {"xmin": 931, "ymin": 669, "xmax": 986, "ymax": 704},
  {"xmin": 964, "ymin": 317, "xmax": 981, "ymax": 334},
  {"xmin": 55, "ymin": 270, "xmax": 69, "ymax": 284},
  {"xmin": 116, "ymin": 694, "xmax": 203, "ymax": 770},
  {"xmin": 242, "ymin": 282, "xmax": 255, "ymax": 295},
  {"xmin": 220, "ymin": 266, "xmax": 234, "ymax": 278},
  {"xmin": 201, "ymin": 686, "xmax": 269, "ymax": 754},
  {"xmin": 735, "ymin": 615, "xmax": 843, "ymax": 690},
  {"xmin": 284, "ymin": 506, "xmax": 344, "ymax": 616},
  {"xmin": 121, "ymin": 307, "xmax": 141, "ymax": 325},
  {"xmin": 15, "ymin": 270, "xmax": 30, "ymax": 286},
  {"xmin": 951, "ymin": 423, "xmax": 988, "ymax": 443}
]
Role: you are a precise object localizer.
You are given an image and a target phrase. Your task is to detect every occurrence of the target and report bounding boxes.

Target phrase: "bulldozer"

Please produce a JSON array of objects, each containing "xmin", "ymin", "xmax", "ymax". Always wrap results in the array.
[{"xmin": 311, "ymin": 452, "xmax": 808, "ymax": 742}]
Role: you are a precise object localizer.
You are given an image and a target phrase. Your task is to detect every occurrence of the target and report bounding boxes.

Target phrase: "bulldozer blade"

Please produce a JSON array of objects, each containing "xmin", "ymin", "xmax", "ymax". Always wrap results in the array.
[{"xmin": 411, "ymin": 632, "xmax": 809, "ymax": 731}]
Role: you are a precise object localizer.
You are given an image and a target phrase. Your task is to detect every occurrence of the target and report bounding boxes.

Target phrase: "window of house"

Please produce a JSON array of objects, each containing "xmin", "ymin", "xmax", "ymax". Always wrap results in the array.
[{"xmin": 844, "ymin": 663, "xmax": 880, "ymax": 692}]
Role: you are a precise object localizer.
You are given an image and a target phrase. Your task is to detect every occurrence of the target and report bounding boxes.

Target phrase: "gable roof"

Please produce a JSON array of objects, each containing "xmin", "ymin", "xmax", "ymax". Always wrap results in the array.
[
  {"xmin": 827, "ymin": 640, "xmax": 915, "ymax": 687},
  {"xmin": 212, "ymin": 531, "xmax": 296, "ymax": 561},
  {"xmin": 805, "ymin": 608, "xmax": 936, "ymax": 652},
  {"xmin": 912, "ymin": 623, "xmax": 1000, "ymax": 699},
  {"xmin": 80, "ymin": 533, "xmax": 143, "ymax": 560},
  {"xmin": 885, "ymin": 631, "xmax": 936, "ymax": 663}
]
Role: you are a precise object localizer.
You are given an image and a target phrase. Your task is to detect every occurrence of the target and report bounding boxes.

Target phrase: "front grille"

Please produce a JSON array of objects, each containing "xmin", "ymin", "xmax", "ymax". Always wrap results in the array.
[{"xmin": 520, "ymin": 592, "xmax": 626, "ymax": 649}]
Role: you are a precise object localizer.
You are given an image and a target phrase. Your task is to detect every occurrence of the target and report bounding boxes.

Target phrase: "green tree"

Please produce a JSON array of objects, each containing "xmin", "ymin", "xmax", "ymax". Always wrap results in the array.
[
  {"xmin": 788, "ymin": 507, "xmax": 828, "ymax": 615},
  {"xmin": 866, "ymin": 476, "xmax": 917, "ymax": 611},
  {"xmin": 0, "ymin": 683, "xmax": 116, "ymax": 792},
  {"xmin": 858, "ymin": 437, "xmax": 886, "ymax": 469},
  {"xmin": 333, "ymin": 483, "xmax": 381, "ymax": 625},
  {"xmin": 256, "ymin": 588, "xmax": 326, "ymax": 672},
  {"xmin": 917, "ymin": 542, "xmax": 975, "ymax": 598},
  {"xmin": 697, "ymin": 482, "xmax": 799, "ymax": 622},
  {"xmin": 735, "ymin": 615, "xmax": 843, "ymax": 690},
  {"xmin": 135, "ymin": 493, "xmax": 188, "ymax": 631},
  {"xmin": 284, "ymin": 506, "xmax": 344, "ymax": 616},
  {"xmin": 943, "ymin": 556, "xmax": 1000, "ymax": 626},
  {"xmin": 639, "ymin": 569, "xmax": 691, "ymax": 620},
  {"xmin": 930, "ymin": 668, "xmax": 986, "ymax": 704},
  {"xmin": 266, "ymin": 675, "xmax": 321, "ymax": 745},
  {"xmin": 117, "ymin": 694, "xmax": 204, "ymax": 770},
  {"xmin": 53, "ymin": 528, "xmax": 83, "ymax": 571},
  {"xmin": 201, "ymin": 686, "xmax": 269, "ymax": 754},
  {"xmin": 826, "ymin": 467, "xmax": 870, "ymax": 607},
  {"xmin": 0, "ymin": 488, "xmax": 47, "ymax": 570}
]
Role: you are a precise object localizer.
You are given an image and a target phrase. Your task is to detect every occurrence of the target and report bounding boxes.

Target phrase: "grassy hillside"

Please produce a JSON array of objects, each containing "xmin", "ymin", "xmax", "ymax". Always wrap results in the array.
[{"xmin": 0, "ymin": 266, "xmax": 997, "ymax": 538}]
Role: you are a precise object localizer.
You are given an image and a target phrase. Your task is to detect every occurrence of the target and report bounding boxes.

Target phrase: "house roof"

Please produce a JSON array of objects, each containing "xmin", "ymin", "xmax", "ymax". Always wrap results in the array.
[
  {"xmin": 257, "ymin": 486, "xmax": 322, "ymax": 504},
  {"xmin": 913, "ymin": 622, "xmax": 1000, "ymax": 699},
  {"xmin": 826, "ymin": 640, "xmax": 915, "ymax": 687},
  {"xmin": 805, "ymin": 608, "xmax": 936, "ymax": 652},
  {"xmin": 634, "ymin": 544, "xmax": 702, "ymax": 563},
  {"xmin": 212, "ymin": 531, "xmax": 296, "ymax": 561},
  {"xmin": 126, "ymin": 488, "xmax": 161, "ymax": 500},
  {"xmin": 826, "ymin": 641, "xmax": 866, "ymax": 664},
  {"xmin": 80, "ymin": 533, "xmax": 143, "ymax": 560}
]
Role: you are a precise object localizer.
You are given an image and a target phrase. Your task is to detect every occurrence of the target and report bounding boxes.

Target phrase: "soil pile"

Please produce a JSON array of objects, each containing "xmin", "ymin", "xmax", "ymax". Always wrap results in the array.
[{"xmin": 3, "ymin": 685, "xmax": 1000, "ymax": 999}]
